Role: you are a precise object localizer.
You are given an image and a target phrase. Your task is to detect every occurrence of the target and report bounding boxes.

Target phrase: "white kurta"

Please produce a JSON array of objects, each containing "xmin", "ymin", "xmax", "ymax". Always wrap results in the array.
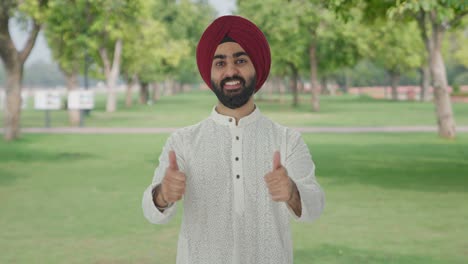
[{"xmin": 142, "ymin": 106, "xmax": 325, "ymax": 264}]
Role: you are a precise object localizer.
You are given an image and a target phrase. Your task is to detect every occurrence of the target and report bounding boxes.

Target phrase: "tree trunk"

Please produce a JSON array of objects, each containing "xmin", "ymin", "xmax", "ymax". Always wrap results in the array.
[
  {"xmin": 99, "ymin": 39, "xmax": 123, "ymax": 113},
  {"xmin": 417, "ymin": 10, "xmax": 455, "ymax": 138},
  {"xmin": 343, "ymin": 69, "xmax": 350, "ymax": 94},
  {"xmin": 389, "ymin": 71, "xmax": 400, "ymax": 101},
  {"xmin": 289, "ymin": 64, "xmax": 299, "ymax": 107},
  {"xmin": 419, "ymin": 63, "xmax": 431, "ymax": 102},
  {"xmin": 4, "ymin": 63, "xmax": 23, "ymax": 140},
  {"xmin": 279, "ymin": 77, "xmax": 286, "ymax": 103},
  {"xmin": 165, "ymin": 79, "xmax": 174, "ymax": 96},
  {"xmin": 298, "ymin": 79, "xmax": 304, "ymax": 93},
  {"xmin": 125, "ymin": 74, "xmax": 137, "ymax": 108},
  {"xmin": 152, "ymin": 82, "xmax": 160, "ymax": 102},
  {"xmin": 320, "ymin": 77, "xmax": 327, "ymax": 95},
  {"xmin": 309, "ymin": 41, "xmax": 320, "ymax": 112},
  {"xmin": 140, "ymin": 82, "xmax": 149, "ymax": 104},
  {"xmin": 430, "ymin": 22, "xmax": 456, "ymax": 139},
  {"xmin": 0, "ymin": 12, "xmax": 42, "ymax": 141},
  {"xmin": 64, "ymin": 70, "xmax": 80, "ymax": 126},
  {"xmin": 416, "ymin": 10, "xmax": 432, "ymax": 102}
]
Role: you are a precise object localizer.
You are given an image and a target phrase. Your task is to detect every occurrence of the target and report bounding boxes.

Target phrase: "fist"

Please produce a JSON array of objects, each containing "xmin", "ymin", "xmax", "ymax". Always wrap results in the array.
[
  {"xmin": 264, "ymin": 151, "xmax": 293, "ymax": 202},
  {"xmin": 160, "ymin": 150, "xmax": 186, "ymax": 204}
]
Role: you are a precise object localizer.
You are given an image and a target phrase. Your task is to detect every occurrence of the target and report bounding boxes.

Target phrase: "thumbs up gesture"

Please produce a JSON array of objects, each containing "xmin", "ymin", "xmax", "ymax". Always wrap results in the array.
[
  {"xmin": 159, "ymin": 150, "xmax": 186, "ymax": 205},
  {"xmin": 264, "ymin": 151, "xmax": 294, "ymax": 202}
]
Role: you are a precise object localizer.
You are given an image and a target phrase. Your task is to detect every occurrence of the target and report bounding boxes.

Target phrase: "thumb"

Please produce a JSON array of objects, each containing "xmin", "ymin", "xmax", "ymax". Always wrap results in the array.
[
  {"xmin": 272, "ymin": 151, "xmax": 281, "ymax": 170},
  {"xmin": 168, "ymin": 150, "xmax": 179, "ymax": 170}
]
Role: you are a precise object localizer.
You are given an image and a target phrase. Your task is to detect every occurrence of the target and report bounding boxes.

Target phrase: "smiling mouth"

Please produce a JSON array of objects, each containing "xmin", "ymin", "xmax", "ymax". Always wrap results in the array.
[{"xmin": 223, "ymin": 80, "xmax": 242, "ymax": 90}]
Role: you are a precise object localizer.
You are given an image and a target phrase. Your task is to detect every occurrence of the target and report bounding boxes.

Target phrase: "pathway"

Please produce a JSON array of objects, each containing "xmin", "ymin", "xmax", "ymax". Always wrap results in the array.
[{"xmin": 5, "ymin": 126, "xmax": 468, "ymax": 134}]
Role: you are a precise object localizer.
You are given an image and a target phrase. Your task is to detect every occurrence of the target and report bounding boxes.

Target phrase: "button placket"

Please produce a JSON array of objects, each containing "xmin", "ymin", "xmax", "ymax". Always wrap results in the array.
[{"xmin": 231, "ymin": 127, "xmax": 244, "ymax": 215}]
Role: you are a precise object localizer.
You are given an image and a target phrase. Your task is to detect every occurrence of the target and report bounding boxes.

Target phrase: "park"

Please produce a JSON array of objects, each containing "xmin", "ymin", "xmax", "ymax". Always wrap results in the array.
[{"xmin": 1, "ymin": 0, "xmax": 468, "ymax": 263}]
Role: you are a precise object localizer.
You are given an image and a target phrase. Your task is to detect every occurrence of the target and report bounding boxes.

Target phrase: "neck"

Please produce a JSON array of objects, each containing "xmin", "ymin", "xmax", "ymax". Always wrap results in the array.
[{"xmin": 216, "ymin": 97, "xmax": 255, "ymax": 124}]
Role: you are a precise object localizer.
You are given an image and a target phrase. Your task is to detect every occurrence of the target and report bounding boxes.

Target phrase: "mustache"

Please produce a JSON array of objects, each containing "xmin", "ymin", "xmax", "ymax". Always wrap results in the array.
[{"xmin": 221, "ymin": 75, "xmax": 246, "ymax": 88}]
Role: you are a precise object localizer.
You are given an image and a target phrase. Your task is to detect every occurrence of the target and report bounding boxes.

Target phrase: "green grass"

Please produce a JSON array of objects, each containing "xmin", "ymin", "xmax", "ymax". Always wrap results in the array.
[
  {"xmin": 6, "ymin": 90, "xmax": 468, "ymax": 128},
  {"xmin": 1, "ymin": 133, "xmax": 467, "ymax": 263}
]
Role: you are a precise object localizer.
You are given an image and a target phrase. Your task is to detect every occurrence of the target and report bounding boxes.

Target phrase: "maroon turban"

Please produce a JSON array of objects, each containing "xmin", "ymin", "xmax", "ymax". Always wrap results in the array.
[{"xmin": 196, "ymin": 15, "xmax": 271, "ymax": 92}]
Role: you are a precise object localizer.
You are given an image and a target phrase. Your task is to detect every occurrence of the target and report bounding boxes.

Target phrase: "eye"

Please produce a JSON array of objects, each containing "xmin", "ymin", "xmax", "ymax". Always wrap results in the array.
[
  {"xmin": 214, "ymin": 60, "xmax": 225, "ymax": 67},
  {"xmin": 236, "ymin": 58, "xmax": 247, "ymax": 64}
]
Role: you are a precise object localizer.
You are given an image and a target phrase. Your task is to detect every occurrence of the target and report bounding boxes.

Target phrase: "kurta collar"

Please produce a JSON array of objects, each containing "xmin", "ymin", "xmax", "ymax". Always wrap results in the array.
[{"xmin": 210, "ymin": 105, "xmax": 261, "ymax": 128}]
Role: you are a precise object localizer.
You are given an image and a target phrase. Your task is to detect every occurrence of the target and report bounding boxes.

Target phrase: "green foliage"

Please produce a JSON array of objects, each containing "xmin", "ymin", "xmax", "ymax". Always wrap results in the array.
[
  {"xmin": 16, "ymin": 0, "xmax": 49, "ymax": 23},
  {"xmin": 367, "ymin": 20, "xmax": 423, "ymax": 75},
  {"xmin": 239, "ymin": 0, "xmax": 365, "ymax": 80},
  {"xmin": 157, "ymin": 0, "xmax": 216, "ymax": 83},
  {"xmin": 453, "ymin": 72, "xmax": 468, "ymax": 86},
  {"xmin": 239, "ymin": 0, "xmax": 308, "ymax": 76},
  {"xmin": 443, "ymin": 19, "xmax": 468, "ymax": 69},
  {"xmin": 120, "ymin": 0, "xmax": 215, "ymax": 84},
  {"xmin": 315, "ymin": 9, "xmax": 367, "ymax": 76},
  {"xmin": 45, "ymin": 0, "xmax": 91, "ymax": 74}
]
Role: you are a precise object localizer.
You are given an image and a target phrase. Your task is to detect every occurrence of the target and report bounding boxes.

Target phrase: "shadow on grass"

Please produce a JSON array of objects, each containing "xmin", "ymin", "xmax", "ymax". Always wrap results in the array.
[
  {"xmin": 0, "ymin": 168, "xmax": 23, "ymax": 186},
  {"xmin": 313, "ymin": 142, "xmax": 468, "ymax": 193},
  {"xmin": 0, "ymin": 148, "xmax": 95, "ymax": 163},
  {"xmin": 0, "ymin": 139, "xmax": 96, "ymax": 185},
  {"xmin": 294, "ymin": 244, "xmax": 453, "ymax": 264}
]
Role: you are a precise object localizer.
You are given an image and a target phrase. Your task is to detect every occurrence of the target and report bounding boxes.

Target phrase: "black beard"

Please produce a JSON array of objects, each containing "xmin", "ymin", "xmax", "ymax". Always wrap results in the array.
[{"xmin": 211, "ymin": 75, "xmax": 256, "ymax": 109}]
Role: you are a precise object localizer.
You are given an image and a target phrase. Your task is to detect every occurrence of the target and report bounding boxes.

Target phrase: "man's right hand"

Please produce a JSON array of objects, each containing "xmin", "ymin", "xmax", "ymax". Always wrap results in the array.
[{"xmin": 156, "ymin": 150, "xmax": 186, "ymax": 207}]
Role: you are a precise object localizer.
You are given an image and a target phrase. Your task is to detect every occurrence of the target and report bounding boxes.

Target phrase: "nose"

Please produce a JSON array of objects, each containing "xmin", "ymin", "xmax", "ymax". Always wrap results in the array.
[{"xmin": 223, "ymin": 61, "xmax": 240, "ymax": 78}]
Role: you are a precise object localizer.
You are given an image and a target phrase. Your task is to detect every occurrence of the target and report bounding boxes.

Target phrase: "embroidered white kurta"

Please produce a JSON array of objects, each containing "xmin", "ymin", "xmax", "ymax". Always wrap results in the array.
[{"xmin": 142, "ymin": 106, "xmax": 325, "ymax": 264}]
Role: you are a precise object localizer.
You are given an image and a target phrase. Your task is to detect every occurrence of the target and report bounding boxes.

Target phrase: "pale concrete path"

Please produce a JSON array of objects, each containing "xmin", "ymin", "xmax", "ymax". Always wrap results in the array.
[{"xmin": 6, "ymin": 126, "xmax": 468, "ymax": 134}]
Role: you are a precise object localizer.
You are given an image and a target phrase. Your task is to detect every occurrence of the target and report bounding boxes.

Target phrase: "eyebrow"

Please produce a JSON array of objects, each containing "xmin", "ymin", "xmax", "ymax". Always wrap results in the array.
[{"xmin": 213, "ymin": 52, "xmax": 249, "ymax": 60}]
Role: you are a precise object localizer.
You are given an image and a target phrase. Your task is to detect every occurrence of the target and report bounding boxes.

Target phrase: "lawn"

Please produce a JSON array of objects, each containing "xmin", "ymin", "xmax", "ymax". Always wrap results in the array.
[
  {"xmin": 6, "ymin": 90, "xmax": 468, "ymax": 128},
  {"xmin": 1, "ymin": 133, "xmax": 467, "ymax": 263}
]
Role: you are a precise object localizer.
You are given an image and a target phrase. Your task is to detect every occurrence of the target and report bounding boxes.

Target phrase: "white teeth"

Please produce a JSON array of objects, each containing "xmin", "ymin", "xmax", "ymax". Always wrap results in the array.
[{"xmin": 225, "ymin": 81, "xmax": 240, "ymax": 85}]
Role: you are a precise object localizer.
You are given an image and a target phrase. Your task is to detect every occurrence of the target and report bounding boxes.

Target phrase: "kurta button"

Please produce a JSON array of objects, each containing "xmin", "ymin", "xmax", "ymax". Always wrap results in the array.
[
  {"xmin": 228, "ymin": 118, "xmax": 233, "ymax": 122},
  {"xmin": 236, "ymin": 136, "xmax": 239, "ymax": 140},
  {"xmin": 235, "ymin": 157, "xmax": 239, "ymax": 161},
  {"xmin": 236, "ymin": 174, "xmax": 240, "ymax": 179}
]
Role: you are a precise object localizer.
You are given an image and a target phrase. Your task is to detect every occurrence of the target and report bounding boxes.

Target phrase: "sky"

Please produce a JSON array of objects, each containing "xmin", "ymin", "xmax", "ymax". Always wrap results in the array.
[{"xmin": 9, "ymin": 0, "xmax": 237, "ymax": 66}]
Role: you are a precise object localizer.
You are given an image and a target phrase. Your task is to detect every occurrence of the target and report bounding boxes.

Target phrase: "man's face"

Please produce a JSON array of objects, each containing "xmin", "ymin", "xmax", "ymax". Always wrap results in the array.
[{"xmin": 210, "ymin": 42, "xmax": 257, "ymax": 109}]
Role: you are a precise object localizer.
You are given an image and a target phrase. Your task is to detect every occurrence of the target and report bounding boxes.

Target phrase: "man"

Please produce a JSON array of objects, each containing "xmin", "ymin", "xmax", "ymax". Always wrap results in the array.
[{"xmin": 142, "ymin": 15, "xmax": 325, "ymax": 264}]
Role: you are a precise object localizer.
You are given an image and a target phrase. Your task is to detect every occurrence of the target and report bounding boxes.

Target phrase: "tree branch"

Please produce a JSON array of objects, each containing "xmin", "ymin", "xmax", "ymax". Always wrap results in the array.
[
  {"xmin": 19, "ymin": 21, "xmax": 41, "ymax": 64},
  {"xmin": 99, "ymin": 47, "xmax": 111, "ymax": 79},
  {"xmin": 416, "ymin": 9, "xmax": 431, "ymax": 53},
  {"xmin": 18, "ymin": 0, "xmax": 49, "ymax": 64},
  {"xmin": 449, "ymin": 10, "xmax": 468, "ymax": 27},
  {"xmin": 111, "ymin": 38, "xmax": 123, "ymax": 76}
]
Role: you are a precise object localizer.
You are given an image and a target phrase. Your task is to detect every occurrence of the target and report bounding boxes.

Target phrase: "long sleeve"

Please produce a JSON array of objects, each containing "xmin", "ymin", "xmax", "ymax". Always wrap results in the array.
[
  {"xmin": 284, "ymin": 130, "xmax": 325, "ymax": 222},
  {"xmin": 142, "ymin": 132, "xmax": 186, "ymax": 224}
]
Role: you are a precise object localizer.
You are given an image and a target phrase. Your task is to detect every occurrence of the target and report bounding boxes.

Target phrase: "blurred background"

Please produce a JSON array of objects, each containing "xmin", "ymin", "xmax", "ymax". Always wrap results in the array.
[{"xmin": 1, "ymin": 0, "xmax": 467, "ymax": 263}]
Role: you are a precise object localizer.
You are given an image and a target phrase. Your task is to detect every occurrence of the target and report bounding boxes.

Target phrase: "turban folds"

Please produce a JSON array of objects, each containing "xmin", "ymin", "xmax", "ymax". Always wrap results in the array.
[{"xmin": 196, "ymin": 15, "xmax": 271, "ymax": 92}]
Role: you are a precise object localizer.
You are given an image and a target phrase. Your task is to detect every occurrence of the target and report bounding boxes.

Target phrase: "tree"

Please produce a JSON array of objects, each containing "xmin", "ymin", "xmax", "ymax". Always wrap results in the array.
[
  {"xmin": 239, "ymin": 0, "xmax": 309, "ymax": 107},
  {"xmin": 329, "ymin": 0, "xmax": 468, "ymax": 138},
  {"xmin": 239, "ymin": 0, "xmax": 364, "ymax": 109},
  {"xmin": 368, "ymin": 20, "xmax": 423, "ymax": 100},
  {"xmin": 0, "ymin": 0, "xmax": 48, "ymax": 141},
  {"xmin": 45, "ymin": 0, "xmax": 92, "ymax": 126},
  {"xmin": 389, "ymin": 1, "xmax": 467, "ymax": 138},
  {"xmin": 81, "ymin": 0, "xmax": 144, "ymax": 113},
  {"xmin": 155, "ymin": 0, "xmax": 216, "ymax": 93},
  {"xmin": 120, "ymin": 0, "xmax": 204, "ymax": 105}
]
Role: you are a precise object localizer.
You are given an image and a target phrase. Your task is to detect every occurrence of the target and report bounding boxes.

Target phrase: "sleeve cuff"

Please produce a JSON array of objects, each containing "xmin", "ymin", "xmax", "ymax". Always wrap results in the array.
[{"xmin": 142, "ymin": 183, "xmax": 177, "ymax": 224}]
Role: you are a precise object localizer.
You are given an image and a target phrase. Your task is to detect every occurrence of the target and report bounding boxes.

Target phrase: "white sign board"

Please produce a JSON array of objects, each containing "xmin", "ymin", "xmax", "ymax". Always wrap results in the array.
[
  {"xmin": 0, "ymin": 91, "xmax": 29, "ymax": 110},
  {"xmin": 22, "ymin": 91, "xmax": 28, "ymax": 109},
  {"xmin": 34, "ymin": 90, "xmax": 62, "ymax": 110},
  {"xmin": 0, "ymin": 90, "xmax": 4, "ymax": 110},
  {"xmin": 68, "ymin": 90, "xmax": 94, "ymax": 110}
]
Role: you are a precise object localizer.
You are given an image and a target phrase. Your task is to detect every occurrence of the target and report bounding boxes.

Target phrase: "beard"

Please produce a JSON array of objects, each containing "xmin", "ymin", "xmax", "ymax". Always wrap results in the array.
[{"xmin": 211, "ymin": 75, "xmax": 256, "ymax": 109}]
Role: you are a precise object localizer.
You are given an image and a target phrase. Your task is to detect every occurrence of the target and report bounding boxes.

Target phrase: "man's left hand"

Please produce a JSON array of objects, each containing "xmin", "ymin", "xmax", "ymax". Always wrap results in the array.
[{"xmin": 264, "ymin": 151, "xmax": 293, "ymax": 202}]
